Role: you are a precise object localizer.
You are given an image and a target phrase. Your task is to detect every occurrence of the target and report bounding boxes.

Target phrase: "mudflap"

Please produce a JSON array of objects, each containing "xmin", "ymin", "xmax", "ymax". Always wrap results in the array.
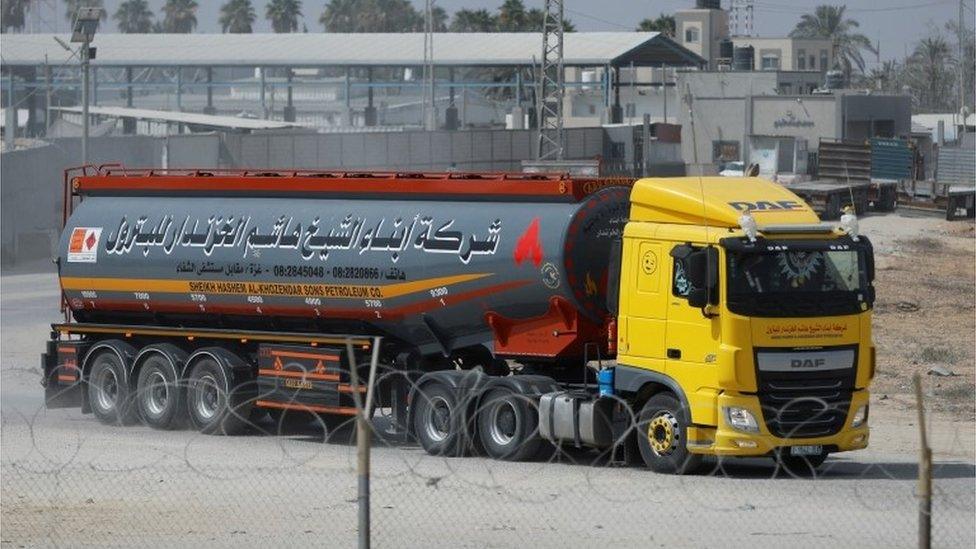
[{"xmin": 41, "ymin": 338, "xmax": 88, "ymax": 409}]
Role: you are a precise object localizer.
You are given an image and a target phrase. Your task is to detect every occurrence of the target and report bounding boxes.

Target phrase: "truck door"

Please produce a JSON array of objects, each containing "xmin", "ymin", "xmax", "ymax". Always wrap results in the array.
[
  {"xmin": 620, "ymin": 238, "xmax": 667, "ymax": 360},
  {"xmin": 665, "ymin": 244, "xmax": 720, "ymax": 365}
]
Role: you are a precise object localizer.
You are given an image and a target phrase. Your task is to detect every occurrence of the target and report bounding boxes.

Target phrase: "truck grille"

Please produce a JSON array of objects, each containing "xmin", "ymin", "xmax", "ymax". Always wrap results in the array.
[{"xmin": 754, "ymin": 347, "xmax": 857, "ymax": 439}]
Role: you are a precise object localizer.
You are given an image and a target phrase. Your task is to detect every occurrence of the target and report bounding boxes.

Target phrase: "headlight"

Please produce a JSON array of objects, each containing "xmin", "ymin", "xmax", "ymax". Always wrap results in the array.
[
  {"xmin": 724, "ymin": 406, "xmax": 760, "ymax": 433},
  {"xmin": 851, "ymin": 405, "xmax": 868, "ymax": 428}
]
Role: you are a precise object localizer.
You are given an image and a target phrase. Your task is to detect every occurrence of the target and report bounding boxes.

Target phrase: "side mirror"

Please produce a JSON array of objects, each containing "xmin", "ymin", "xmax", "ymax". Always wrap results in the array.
[{"xmin": 684, "ymin": 247, "xmax": 719, "ymax": 309}]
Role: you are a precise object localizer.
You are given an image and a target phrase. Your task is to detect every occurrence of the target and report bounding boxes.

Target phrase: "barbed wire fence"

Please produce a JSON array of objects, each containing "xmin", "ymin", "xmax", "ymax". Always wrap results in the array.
[{"xmin": 2, "ymin": 356, "xmax": 974, "ymax": 548}]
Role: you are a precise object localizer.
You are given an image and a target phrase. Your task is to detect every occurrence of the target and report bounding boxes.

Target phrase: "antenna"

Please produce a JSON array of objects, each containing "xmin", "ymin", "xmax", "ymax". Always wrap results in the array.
[{"xmin": 685, "ymin": 81, "xmax": 716, "ymax": 317}]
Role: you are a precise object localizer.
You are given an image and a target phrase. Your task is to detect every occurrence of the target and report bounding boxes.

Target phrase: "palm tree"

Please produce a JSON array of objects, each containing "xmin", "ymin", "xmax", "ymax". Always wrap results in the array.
[
  {"xmin": 497, "ymin": 0, "xmax": 526, "ymax": 31},
  {"xmin": 636, "ymin": 14, "xmax": 675, "ymax": 37},
  {"xmin": 789, "ymin": 5, "xmax": 877, "ymax": 84},
  {"xmin": 524, "ymin": 8, "xmax": 575, "ymax": 32},
  {"xmin": 266, "ymin": 0, "xmax": 301, "ymax": 33},
  {"xmin": 449, "ymin": 8, "xmax": 496, "ymax": 32},
  {"xmin": 1, "ymin": 0, "xmax": 30, "ymax": 32},
  {"xmin": 319, "ymin": 0, "xmax": 420, "ymax": 32},
  {"xmin": 430, "ymin": 6, "xmax": 448, "ymax": 32},
  {"xmin": 64, "ymin": 0, "xmax": 106, "ymax": 25},
  {"xmin": 161, "ymin": 0, "xmax": 198, "ymax": 33},
  {"xmin": 907, "ymin": 36, "xmax": 955, "ymax": 112},
  {"xmin": 114, "ymin": 0, "xmax": 154, "ymax": 33},
  {"xmin": 319, "ymin": 0, "xmax": 357, "ymax": 32},
  {"xmin": 220, "ymin": 0, "xmax": 255, "ymax": 33}
]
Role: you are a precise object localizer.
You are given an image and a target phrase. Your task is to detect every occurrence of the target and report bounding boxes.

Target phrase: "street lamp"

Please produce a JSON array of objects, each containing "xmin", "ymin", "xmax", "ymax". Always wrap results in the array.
[{"xmin": 70, "ymin": 7, "xmax": 101, "ymax": 165}]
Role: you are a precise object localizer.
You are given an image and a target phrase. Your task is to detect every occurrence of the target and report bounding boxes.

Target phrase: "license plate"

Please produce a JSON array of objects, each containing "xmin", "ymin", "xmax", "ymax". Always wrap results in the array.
[{"xmin": 790, "ymin": 445, "xmax": 823, "ymax": 456}]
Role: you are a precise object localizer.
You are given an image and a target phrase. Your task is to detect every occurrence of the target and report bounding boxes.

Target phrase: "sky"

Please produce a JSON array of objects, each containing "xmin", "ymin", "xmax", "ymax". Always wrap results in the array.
[{"xmin": 24, "ymin": 0, "xmax": 972, "ymax": 65}]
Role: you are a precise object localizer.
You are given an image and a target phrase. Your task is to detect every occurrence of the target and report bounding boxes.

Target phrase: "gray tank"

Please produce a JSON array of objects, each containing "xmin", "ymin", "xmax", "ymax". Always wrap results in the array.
[{"xmin": 59, "ymin": 181, "xmax": 630, "ymax": 359}]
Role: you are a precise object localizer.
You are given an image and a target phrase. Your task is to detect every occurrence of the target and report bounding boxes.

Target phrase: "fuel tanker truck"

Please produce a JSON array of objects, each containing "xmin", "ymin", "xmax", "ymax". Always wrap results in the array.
[{"xmin": 42, "ymin": 167, "xmax": 875, "ymax": 473}]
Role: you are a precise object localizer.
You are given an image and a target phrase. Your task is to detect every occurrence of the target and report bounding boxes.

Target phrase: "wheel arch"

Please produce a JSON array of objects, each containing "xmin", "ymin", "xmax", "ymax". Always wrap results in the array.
[
  {"xmin": 614, "ymin": 364, "xmax": 691, "ymax": 417},
  {"xmin": 132, "ymin": 343, "xmax": 188, "ymax": 384}
]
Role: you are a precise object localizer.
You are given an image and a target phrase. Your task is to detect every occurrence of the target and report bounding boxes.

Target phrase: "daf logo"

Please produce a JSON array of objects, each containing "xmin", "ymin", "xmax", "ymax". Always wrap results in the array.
[
  {"xmin": 791, "ymin": 358, "xmax": 826, "ymax": 369},
  {"xmin": 728, "ymin": 200, "xmax": 803, "ymax": 211}
]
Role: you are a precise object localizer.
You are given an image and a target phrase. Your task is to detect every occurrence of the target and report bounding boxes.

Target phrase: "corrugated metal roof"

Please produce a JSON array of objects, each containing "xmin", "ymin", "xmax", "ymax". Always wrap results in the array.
[
  {"xmin": 0, "ymin": 32, "xmax": 701, "ymax": 67},
  {"xmin": 52, "ymin": 106, "xmax": 301, "ymax": 130}
]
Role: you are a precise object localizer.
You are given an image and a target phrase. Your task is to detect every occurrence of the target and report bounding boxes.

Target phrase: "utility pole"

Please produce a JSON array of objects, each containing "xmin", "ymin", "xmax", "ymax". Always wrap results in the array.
[
  {"xmin": 81, "ymin": 36, "xmax": 90, "ymax": 164},
  {"xmin": 70, "ymin": 7, "xmax": 100, "ymax": 165},
  {"xmin": 422, "ymin": 0, "xmax": 436, "ymax": 130},
  {"xmin": 958, "ymin": 0, "xmax": 967, "ymax": 132},
  {"xmin": 536, "ymin": 0, "xmax": 565, "ymax": 160}
]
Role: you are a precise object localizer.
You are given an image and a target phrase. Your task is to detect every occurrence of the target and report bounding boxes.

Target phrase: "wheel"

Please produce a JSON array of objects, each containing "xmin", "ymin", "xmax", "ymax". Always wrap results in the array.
[
  {"xmin": 135, "ymin": 353, "xmax": 185, "ymax": 430},
  {"xmin": 775, "ymin": 451, "xmax": 828, "ymax": 475},
  {"xmin": 476, "ymin": 388, "xmax": 541, "ymax": 461},
  {"xmin": 87, "ymin": 350, "xmax": 138, "ymax": 425},
  {"xmin": 636, "ymin": 393, "xmax": 703, "ymax": 474},
  {"xmin": 185, "ymin": 357, "xmax": 250, "ymax": 435},
  {"xmin": 412, "ymin": 382, "xmax": 465, "ymax": 456}
]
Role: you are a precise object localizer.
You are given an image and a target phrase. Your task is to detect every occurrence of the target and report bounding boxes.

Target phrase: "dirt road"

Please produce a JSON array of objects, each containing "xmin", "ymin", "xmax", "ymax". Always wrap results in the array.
[{"xmin": 2, "ymin": 212, "xmax": 974, "ymax": 548}]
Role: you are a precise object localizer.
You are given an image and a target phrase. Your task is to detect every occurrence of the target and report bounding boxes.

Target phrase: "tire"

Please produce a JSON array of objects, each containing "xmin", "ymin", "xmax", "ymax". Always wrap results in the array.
[
  {"xmin": 135, "ymin": 353, "xmax": 185, "ymax": 430},
  {"xmin": 412, "ymin": 382, "xmax": 465, "ymax": 456},
  {"xmin": 476, "ymin": 388, "xmax": 541, "ymax": 461},
  {"xmin": 636, "ymin": 393, "xmax": 703, "ymax": 475},
  {"xmin": 775, "ymin": 451, "xmax": 828, "ymax": 476},
  {"xmin": 87, "ymin": 350, "xmax": 138, "ymax": 426},
  {"xmin": 185, "ymin": 356, "xmax": 250, "ymax": 435}
]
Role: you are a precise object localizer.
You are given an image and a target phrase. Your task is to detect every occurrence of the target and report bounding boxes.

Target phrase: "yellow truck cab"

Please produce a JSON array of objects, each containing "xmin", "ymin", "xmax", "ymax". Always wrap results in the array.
[{"xmin": 613, "ymin": 177, "xmax": 874, "ymax": 473}]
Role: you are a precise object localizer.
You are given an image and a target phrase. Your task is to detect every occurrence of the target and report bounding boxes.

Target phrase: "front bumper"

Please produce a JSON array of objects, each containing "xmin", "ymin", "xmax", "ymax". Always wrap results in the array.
[{"xmin": 686, "ymin": 389, "xmax": 870, "ymax": 456}]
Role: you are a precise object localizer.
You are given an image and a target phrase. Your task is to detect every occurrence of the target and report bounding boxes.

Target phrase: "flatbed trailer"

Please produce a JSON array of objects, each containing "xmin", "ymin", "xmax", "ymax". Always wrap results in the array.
[{"xmin": 780, "ymin": 179, "xmax": 897, "ymax": 219}]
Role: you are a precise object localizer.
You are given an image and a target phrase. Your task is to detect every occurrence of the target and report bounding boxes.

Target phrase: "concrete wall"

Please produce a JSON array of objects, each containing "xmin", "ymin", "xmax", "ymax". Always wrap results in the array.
[
  {"xmin": 1, "ymin": 128, "xmax": 611, "ymax": 267},
  {"xmin": 1, "ymin": 136, "xmax": 160, "ymax": 267},
  {"xmin": 750, "ymin": 95, "xmax": 840, "ymax": 143}
]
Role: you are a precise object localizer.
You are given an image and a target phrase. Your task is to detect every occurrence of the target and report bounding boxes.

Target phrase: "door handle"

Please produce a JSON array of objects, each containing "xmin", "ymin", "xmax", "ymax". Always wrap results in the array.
[{"xmin": 667, "ymin": 348, "xmax": 681, "ymax": 359}]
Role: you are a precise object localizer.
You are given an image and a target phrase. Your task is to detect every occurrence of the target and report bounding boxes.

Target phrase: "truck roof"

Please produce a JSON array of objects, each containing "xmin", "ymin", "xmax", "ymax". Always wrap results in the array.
[
  {"xmin": 69, "ymin": 167, "xmax": 634, "ymax": 203},
  {"xmin": 629, "ymin": 176, "xmax": 821, "ymax": 228}
]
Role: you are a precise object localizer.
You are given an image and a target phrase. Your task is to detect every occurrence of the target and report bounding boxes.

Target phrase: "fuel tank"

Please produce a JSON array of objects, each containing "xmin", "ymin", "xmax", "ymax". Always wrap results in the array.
[{"xmin": 58, "ymin": 171, "xmax": 630, "ymax": 358}]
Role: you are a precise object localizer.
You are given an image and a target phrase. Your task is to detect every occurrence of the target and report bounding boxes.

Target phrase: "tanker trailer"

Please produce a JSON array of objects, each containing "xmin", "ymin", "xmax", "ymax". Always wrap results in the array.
[{"xmin": 43, "ymin": 169, "xmax": 630, "ymax": 453}]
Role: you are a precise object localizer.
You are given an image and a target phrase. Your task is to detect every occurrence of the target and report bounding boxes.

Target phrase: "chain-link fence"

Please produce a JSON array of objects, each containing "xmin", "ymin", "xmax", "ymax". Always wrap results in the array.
[{"xmin": 3, "ymin": 355, "xmax": 974, "ymax": 548}]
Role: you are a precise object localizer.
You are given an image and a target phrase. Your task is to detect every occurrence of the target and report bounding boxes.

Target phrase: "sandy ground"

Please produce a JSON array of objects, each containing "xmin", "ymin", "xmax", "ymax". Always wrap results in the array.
[
  {"xmin": 1, "ymin": 212, "xmax": 974, "ymax": 548},
  {"xmin": 862, "ymin": 212, "xmax": 976, "ymax": 420}
]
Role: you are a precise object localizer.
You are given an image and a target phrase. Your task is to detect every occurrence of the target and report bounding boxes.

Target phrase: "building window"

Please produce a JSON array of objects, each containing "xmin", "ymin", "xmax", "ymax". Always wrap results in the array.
[
  {"xmin": 820, "ymin": 49, "xmax": 829, "ymax": 70},
  {"xmin": 712, "ymin": 140, "xmax": 740, "ymax": 162},
  {"xmin": 625, "ymin": 103, "xmax": 636, "ymax": 118},
  {"xmin": 685, "ymin": 27, "xmax": 700, "ymax": 44},
  {"xmin": 797, "ymin": 49, "xmax": 806, "ymax": 70},
  {"xmin": 809, "ymin": 55, "xmax": 816, "ymax": 69},
  {"xmin": 761, "ymin": 55, "xmax": 780, "ymax": 70}
]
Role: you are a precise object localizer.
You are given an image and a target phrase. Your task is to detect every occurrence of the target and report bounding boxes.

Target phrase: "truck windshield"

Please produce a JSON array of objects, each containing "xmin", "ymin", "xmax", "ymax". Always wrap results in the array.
[{"xmin": 726, "ymin": 247, "xmax": 871, "ymax": 317}]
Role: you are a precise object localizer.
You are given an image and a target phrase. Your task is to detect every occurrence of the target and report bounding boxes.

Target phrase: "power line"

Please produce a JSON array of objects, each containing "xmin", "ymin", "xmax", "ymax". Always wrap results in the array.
[{"xmin": 752, "ymin": 0, "xmax": 955, "ymax": 13}]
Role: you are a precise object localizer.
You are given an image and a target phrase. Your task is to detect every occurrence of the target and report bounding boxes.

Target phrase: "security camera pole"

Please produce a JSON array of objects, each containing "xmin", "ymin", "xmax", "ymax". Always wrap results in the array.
[{"xmin": 70, "ymin": 7, "xmax": 101, "ymax": 165}]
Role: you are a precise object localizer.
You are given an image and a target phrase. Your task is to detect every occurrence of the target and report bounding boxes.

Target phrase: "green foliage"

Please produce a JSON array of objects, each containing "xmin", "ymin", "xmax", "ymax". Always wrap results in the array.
[
  {"xmin": 220, "ymin": 0, "xmax": 256, "ymax": 33},
  {"xmin": 114, "ymin": 0, "xmax": 154, "ymax": 33},
  {"xmin": 321, "ymin": 0, "xmax": 572, "ymax": 33},
  {"xmin": 789, "ymin": 4, "xmax": 876, "ymax": 84},
  {"xmin": 1, "ymin": 0, "xmax": 30, "ymax": 32},
  {"xmin": 161, "ymin": 0, "xmax": 198, "ymax": 33},
  {"xmin": 266, "ymin": 0, "xmax": 302, "ymax": 33},
  {"xmin": 636, "ymin": 14, "xmax": 675, "ymax": 37}
]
